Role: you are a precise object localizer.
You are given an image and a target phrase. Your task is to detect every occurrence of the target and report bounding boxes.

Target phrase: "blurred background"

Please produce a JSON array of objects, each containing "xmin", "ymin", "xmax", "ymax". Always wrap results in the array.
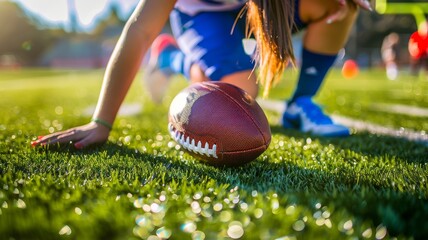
[{"xmin": 0, "ymin": 0, "xmax": 426, "ymax": 72}]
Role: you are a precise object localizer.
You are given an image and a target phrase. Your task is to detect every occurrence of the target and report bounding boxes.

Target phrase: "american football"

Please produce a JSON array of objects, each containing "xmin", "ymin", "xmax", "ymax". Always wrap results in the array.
[{"xmin": 168, "ymin": 82, "xmax": 271, "ymax": 166}]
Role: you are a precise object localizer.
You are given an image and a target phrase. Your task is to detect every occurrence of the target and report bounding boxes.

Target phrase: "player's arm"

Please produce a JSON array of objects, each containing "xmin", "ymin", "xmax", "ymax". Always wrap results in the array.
[
  {"xmin": 33, "ymin": 0, "xmax": 177, "ymax": 148},
  {"xmin": 93, "ymin": 0, "xmax": 176, "ymax": 126}
]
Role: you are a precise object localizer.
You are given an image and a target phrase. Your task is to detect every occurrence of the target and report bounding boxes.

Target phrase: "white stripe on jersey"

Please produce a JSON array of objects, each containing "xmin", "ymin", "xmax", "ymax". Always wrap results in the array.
[{"xmin": 175, "ymin": 0, "xmax": 247, "ymax": 15}]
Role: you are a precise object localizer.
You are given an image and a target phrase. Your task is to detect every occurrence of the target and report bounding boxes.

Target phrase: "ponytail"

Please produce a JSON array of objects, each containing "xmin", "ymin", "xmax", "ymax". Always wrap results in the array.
[{"xmin": 244, "ymin": 0, "xmax": 295, "ymax": 97}]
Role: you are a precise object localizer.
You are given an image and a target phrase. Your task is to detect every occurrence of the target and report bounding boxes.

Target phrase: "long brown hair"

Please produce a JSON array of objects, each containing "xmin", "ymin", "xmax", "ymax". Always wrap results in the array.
[{"xmin": 244, "ymin": 0, "xmax": 295, "ymax": 97}]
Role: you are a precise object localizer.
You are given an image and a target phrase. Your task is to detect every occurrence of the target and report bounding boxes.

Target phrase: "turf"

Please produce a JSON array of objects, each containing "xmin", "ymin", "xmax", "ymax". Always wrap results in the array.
[{"xmin": 0, "ymin": 68, "xmax": 427, "ymax": 240}]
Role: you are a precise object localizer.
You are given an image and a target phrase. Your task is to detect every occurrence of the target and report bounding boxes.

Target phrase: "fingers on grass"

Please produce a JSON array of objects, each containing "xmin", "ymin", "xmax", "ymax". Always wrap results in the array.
[
  {"xmin": 74, "ymin": 136, "xmax": 94, "ymax": 149},
  {"xmin": 32, "ymin": 130, "xmax": 81, "ymax": 147}
]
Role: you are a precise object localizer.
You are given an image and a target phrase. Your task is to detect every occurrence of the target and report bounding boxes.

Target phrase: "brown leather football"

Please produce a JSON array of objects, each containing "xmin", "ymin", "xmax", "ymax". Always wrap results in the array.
[{"xmin": 168, "ymin": 82, "xmax": 271, "ymax": 166}]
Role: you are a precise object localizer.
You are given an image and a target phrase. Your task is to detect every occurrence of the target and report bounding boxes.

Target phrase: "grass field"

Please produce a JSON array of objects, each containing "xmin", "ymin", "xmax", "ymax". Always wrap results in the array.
[{"xmin": 0, "ymin": 68, "xmax": 427, "ymax": 240}]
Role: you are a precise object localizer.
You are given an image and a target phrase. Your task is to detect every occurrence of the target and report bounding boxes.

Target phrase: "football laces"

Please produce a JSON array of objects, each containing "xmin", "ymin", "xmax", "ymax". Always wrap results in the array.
[{"xmin": 168, "ymin": 123, "xmax": 218, "ymax": 158}]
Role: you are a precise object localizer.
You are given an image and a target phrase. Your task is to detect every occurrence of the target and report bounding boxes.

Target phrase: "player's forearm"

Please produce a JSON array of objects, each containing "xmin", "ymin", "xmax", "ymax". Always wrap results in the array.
[
  {"xmin": 92, "ymin": 26, "xmax": 150, "ymax": 124},
  {"xmin": 92, "ymin": 0, "xmax": 176, "ymax": 125}
]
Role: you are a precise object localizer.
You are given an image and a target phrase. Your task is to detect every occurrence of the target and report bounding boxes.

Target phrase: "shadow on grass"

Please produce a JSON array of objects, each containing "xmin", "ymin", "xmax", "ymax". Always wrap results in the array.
[{"xmin": 270, "ymin": 125, "xmax": 428, "ymax": 164}]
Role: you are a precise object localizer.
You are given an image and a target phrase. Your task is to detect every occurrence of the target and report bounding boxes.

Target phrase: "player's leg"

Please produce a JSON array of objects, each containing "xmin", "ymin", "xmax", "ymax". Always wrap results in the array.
[
  {"xmin": 145, "ymin": 8, "xmax": 258, "ymax": 99},
  {"xmin": 143, "ymin": 34, "xmax": 182, "ymax": 103},
  {"xmin": 423, "ymin": 55, "xmax": 428, "ymax": 78},
  {"xmin": 171, "ymin": 9, "xmax": 258, "ymax": 98},
  {"xmin": 282, "ymin": 0, "xmax": 358, "ymax": 136}
]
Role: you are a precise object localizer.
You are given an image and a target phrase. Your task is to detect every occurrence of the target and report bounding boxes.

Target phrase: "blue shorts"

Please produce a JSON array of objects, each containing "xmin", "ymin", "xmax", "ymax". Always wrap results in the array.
[{"xmin": 170, "ymin": 0, "xmax": 307, "ymax": 80}]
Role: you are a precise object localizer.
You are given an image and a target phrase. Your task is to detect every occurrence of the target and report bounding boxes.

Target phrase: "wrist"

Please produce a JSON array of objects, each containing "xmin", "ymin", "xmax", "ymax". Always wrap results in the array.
[{"xmin": 91, "ymin": 117, "xmax": 113, "ymax": 130}]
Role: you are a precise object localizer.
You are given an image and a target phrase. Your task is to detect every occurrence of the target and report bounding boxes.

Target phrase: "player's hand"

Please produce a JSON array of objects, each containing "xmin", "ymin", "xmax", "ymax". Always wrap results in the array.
[
  {"xmin": 31, "ymin": 122, "xmax": 111, "ymax": 149},
  {"xmin": 326, "ymin": 0, "xmax": 373, "ymax": 24}
]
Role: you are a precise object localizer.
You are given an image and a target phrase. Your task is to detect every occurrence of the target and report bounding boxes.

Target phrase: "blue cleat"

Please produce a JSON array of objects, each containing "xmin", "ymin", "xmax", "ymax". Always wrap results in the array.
[{"xmin": 282, "ymin": 97, "xmax": 350, "ymax": 137}]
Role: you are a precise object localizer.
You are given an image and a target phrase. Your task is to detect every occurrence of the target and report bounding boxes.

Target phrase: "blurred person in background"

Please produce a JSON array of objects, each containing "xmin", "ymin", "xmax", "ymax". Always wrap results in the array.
[
  {"xmin": 408, "ymin": 21, "xmax": 428, "ymax": 78},
  {"xmin": 381, "ymin": 32, "xmax": 400, "ymax": 80}
]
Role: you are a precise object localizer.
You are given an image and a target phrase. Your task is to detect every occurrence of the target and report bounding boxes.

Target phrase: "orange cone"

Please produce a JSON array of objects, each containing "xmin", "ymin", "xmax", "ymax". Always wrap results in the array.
[{"xmin": 342, "ymin": 60, "xmax": 359, "ymax": 79}]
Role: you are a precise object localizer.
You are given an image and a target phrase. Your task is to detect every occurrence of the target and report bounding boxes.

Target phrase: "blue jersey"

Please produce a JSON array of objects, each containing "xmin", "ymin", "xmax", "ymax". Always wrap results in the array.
[{"xmin": 175, "ymin": 0, "xmax": 247, "ymax": 15}]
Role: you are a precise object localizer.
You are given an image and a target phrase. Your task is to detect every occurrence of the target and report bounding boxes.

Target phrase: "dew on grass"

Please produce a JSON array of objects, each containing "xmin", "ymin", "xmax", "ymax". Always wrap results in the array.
[
  {"xmin": 315, "ymin": 202, "xmax": 321, "ymax": 209},
  {"xmin": 343, "ymin": 220, "xmax": 353, "ymax": 231},
  {"xmin": 239, "ymin": 202, "xmax": 248, "ymax": 212},
  {"xmin": 191, "ymin": 201, "xmax": 201, "ymax": 214},
  {"xmin": 292, "ymin": 220, "xmax": 305, "ymax": 232},
  {"xmin": 362, "ymin": 228, "xmax": 372, "ymax": 238},
  {"xmin": 322, "ymin": 210, "xmax": 331, "ymax": 218},
  {"xmin": 203, "ymin": 196, "xmax": 211, "ymax": 203},
  {"xmin": 74, "ymin": 207, "xmax": 82, "ymax": 215},
  {"xmin": 193, "ymin": 192, "xmax": 203, "ymax": 200},
  {"xmin": 135, "ymin": 215, "xmax": 152, "ymax": 227},
  {"xmin": 159, "ymin": 194, "xmax": 166, "ymax": 202},
  {"xmin": 167, "ymin": 141, "xmax": 175, "ymax": 148},
  {"xmin": 286, "ymin": 205, "xmax": 295, "ymax": 215},
  {"xmin": 16, "ymin": 199, "xmax": 26, "ymax": 209},
  {"xmin": 156, "ymin": 134, "xmax": 164, "ymax": 142},
  {"xmin": 142, "ymin": 204, "xmax": 151, "ymax": 212},
  {"xmin": 375, "ymin": 225, "xmax": 387, "ymax": 239},
  {"xmin": 276, "ymin": 236, "xmax": 297, "ymax": 240},
  {"xmin": 201, "ymin": 208, "xmax": 213, "ymax": 218},
  {"xmin": 213, "ymin": 203, "xmax": 223, "ymax": 212},
  {"xmin": 192, "ymin": 231, "xmax": 206, "ymax": 240},
  {"xmin": 324, "ymin": 219, "xmax": 332, "ymax": 228},
  {"xmin": 150, "ymin": 203, "xmax": 163, "ymax": 213},
  {"xmin": 315, "ymin": 218, "xmax": 325, "ymax": 226},
  {"xmin": 133, "ymin": 226, "xmax": 150, "ymax": 239},
  {"xmin": 251, "ymin": 190, "xmax": 258, "ymax": 197},
  {"xmin": 123, "ymin": 135, "xmax": 132, "ymax": 144},
  {"xmin": 227, "ymin": 222, "xmax": 244, "ymax": 239},
  {"xmin": 156, "ymin": 226, "xmax": 172, "ymax": 239},
  {"xmin": 219, "ymin": 210, "xmax": 232, "ymax": 222},
  {"xmin": 55, "ymin": 106, "xmax": 63, "ymax": 115},
  {"xmin": 313, "ymin": 211, "xmax": 322, "ymax": 219},
  {"xmin": 43, "ymin": 119, "xmax": 51, "ymax": 127},
  {"xmin": 271, "ymin": 198, "xmax": 279, "ymax": 213},
  {"xmin": 134, "ymin": 198, "xmax": 143, "ymax": 208},
  {"xmin": 59, "ymin": 225, "xmax": 72, "ymax": 235},
  {"xmin": 181, "ymin": 221, "xmax": 197, "ymax": 233},
  {"xmin": 147, "ymin": 235, "xmax": 160, "ymax": 240},
  {"xmin": 254, "ymin": 208, "xmax": 263, "ymax": 219}
]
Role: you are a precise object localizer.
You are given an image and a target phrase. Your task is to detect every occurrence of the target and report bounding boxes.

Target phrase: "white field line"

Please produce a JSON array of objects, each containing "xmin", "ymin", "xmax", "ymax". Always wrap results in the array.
[
  {"xmin": 257, "ymin": 99, "xmax": 428, "ymax": 144},
  {"xmin": 369, "ymin": 103, "xmax": 428, "ymax": 117},
  {"xmin": 82, "ymin": 100, "xmax": 428, "ymax": 144},
  {"xmin": 83, "ymin": 103, "xmax": 143, "ymax": 117}
]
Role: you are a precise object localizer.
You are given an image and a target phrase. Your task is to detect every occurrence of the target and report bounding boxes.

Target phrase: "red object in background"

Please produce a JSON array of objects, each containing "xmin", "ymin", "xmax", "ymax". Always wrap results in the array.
[
  {"xmin": 342, "ymin": 59, "xmax": 359, "ymax": 79},
  {"xmin": 408, "ymin": 29, "xmax": 428, "ymax": 59}
]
